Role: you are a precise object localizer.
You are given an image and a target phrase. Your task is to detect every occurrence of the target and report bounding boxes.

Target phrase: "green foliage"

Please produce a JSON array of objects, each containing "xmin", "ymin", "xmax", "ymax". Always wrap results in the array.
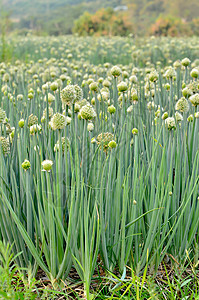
[
  {"xmin": 0, "ymin": 241, "xmax": 58, "ymax": 299},
  {"xmin": 0, "ymin": 35, "xmax": 199, "ymax": 298},
  {"xmin": 0, "ymin": 244, "xmax": 198, "ymax": 299},
  {"xmin": 73, "ymin": 8, "xmax": 132, "ymax": 36},
  {"xmin": 73, "ymin": 12, "xmax": 94, "ymax": 36},
  {"xmin": 95, "ymin": 264, "xmax": 199, "ymax": 299}
]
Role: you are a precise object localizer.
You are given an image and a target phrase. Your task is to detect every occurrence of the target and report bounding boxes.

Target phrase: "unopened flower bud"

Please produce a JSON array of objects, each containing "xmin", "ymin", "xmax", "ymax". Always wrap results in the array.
[
  {"xmin": 162, "ymin": 112, "xmax": 168, "ymax": 120},
  {"xmin": 50, "ymin": 81, "xmax": 58, "ymax": 91},
  {"xmin": 108, "ymin": 140, "xmax": 117, "ymax": 148},
  {"xmin": 132, "ymin": 128, "xmax": 138, "ymax": 135},
  {"xmin": 22, "ymin": 159, "xmax": 31, "ymax": 171},
  {"xmin": 127, "ymin": 105, "xmax": 133, "ymax": 113},
  {"xmin": 190, "ymin": 68, "xmax": 199, "ymax": 79},
  {"xmin": 187, "ymin": 114, "xmax": 194, "ymax": 122},
  {"xmin": 18, "ymin": 118, "xmax": 25, "ymax": 128},
  {"xmin": 108, "ymin": 105, "xmax": 116, "ymax": 114},
  {"xmin": 181, "ymin": 58, "xmax": 191, "ymax": 67},
  {"xmin": 41, "ymin": 160, "xmax": 53, "ymax": 172},
  {"xmin": 87, "ymin": 122, "xmax": 94, "ymax": 132},
  {"xmin": 117, "ymin": 81, "xmax": 128, "ymax": 92}
]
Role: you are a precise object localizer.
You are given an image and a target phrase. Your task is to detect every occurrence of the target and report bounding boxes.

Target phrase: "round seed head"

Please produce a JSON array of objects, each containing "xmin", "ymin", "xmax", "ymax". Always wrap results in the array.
[
  {"xmin": 74, "ymin": 84, "xmax": 83, "ymax": 102},
  {"xmin": 129, "ymin": 75, "xmax": 138, "ymax": 84},
  {"xmin": 44, "ymin": 93, "xmax": 55, "ymax": 104},
  {"xmin": 97, "ymin": 132, "xmax": 114, "ymax": 152},
  {"xmin": 50, "ymin": 81, "xmax": 58, "ymax": 91},
  {"xmin": 28, "ymin": 114, "xmax": 38, "ymax": 127},
  {"xmin": 164, "ymin": 67, "xmax": 176, "ymax": 80},
  {"xmin": 149, "ymin": 70, "xmax": 158, "ymax": 82},
  {"xmin": 89, "ymin": 82, "xmax": 98, "ymax": 92},
  {"xmin": 181, "ymin": 57, "xmax": 191, "ymax": 67},
  {"xmin": 111, "ymin": 66, "xmax": 122, "ymax": 77},
  {"xmin": 175, "ymin": 112, "xmax": 183, "ymax": 122},
  {"xmin": 103, "ymin": 79, "xmax": 111, "ymax": 88},
  {"xmin": 0, "ymin": 137, "xmax": 10, "ymax": 155},
  {"xmin": 80, "ymin": 104, "xmax": 96, "ymax": 120},
  {"xmin": 165, "ymin": 117, "xmax": 176, "ymax": 130},
  {"xmin": 117, "ymin": 81, "xmax": 128, "ymax": 92},
  {"xmin": 61, "ymin": 85, "xmax": 76, "ymax": 105},
  {"xmin": 173, "ymin": 60, "xmax": 181, "ymax": 69},
  {"xmin": 175, "ymin": 97, "xmax": 189, "ymax": 112},
  {"xmin": 77, "ymin": 98, "xmax": 89, "ymax": 108},
  {"xmin": 182, "ymin": 87, "xmax": 193, "ymax": 98},
  {"xmin": 190, "ymin": 68, "xmax": 199, "ymax": 79},
  {"xmin": 189, "ymin": 93, "xmax": 199, "ymax": 106},
  {"xmin": 74, "ymin": 103, "xmax": 80, "ymax": 112},
  {"xmin": 0, "ymin": 108, "xmax": 6, "ymax": 124},
  {"xmin": 50, "ymin": 113, "xmax": 67, "ymax": 130},
  {"xmin": 187, "ymin": 81, "xmax": 199, "ymax": 94}
]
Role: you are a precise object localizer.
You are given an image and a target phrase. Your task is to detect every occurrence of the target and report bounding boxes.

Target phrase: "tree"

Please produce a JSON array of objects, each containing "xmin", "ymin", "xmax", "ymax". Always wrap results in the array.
[
  {"xmin": 73, "ymin": 12, "xmax": 93, "ymax": 36},
  {"xmin": 73, "ymin": 8, "xmax": 133, "ymax": 36},
  {"xmin": 191, "ymin": 18, "xmax": 199, "ymax": 36},
  {"xmin": 150, "ymin": 16, "xmax": 192, "ymax": 36}
]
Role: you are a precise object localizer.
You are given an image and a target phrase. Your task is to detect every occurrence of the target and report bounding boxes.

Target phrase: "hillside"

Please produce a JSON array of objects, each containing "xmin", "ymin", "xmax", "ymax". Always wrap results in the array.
[
  {"xmin": 4, "ymin": 0, "xmax": 122, "ymax": 17},
  {"xmin": 3, "ymin": 0, "xmax": 122, "ymax": 34},
  {"xmin": 1, "ymin": 0, "xmax": 199, "ymax": 35}
]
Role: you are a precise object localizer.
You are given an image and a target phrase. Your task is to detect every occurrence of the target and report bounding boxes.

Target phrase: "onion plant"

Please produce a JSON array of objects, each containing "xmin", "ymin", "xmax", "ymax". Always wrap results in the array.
[{"xmin": 0, "ymin": 36, "xmax": 199, "ymax": 298}]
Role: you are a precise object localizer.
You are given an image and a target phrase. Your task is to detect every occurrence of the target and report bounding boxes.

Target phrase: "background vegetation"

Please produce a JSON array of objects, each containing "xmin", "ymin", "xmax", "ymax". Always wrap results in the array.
[{"xmin": 0, "ymin": 0, "xmax": 199, "ymax": 36}]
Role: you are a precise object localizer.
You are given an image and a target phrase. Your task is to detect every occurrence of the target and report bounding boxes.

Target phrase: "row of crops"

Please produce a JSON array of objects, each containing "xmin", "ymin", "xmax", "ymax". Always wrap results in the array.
[{"xmin": 0, "ymin": 36, "xmax": 199, "ymax": 298}]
